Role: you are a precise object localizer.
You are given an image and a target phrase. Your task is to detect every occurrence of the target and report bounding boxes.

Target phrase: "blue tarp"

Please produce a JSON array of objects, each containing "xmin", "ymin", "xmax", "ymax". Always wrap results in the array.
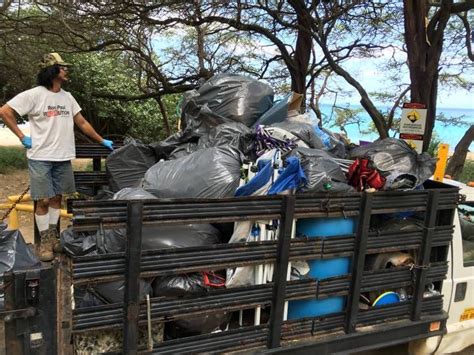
[
  {"xmin": 235, "ymin": 159, "xmax": 273, "ymax": 197},
  {"xmin": 268, "ymin": 156, "xmax": 307, "ymax": 195}
]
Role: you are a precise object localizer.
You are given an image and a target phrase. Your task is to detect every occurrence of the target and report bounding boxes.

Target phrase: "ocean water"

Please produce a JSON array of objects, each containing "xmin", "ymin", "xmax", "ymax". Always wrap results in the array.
[{"xmin": 317, "ymin": 103, "xmax": 474, "ymax": 151}]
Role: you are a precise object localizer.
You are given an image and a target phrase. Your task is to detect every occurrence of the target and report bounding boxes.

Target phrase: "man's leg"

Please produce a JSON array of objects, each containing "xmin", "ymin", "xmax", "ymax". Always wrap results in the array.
[
  {"xmin": 35, "ymin": 198, "xmax": 50, "ymax": 232},
  {"xmin": 50, "ymin": 161, "xmax": 75, "ymax": 253},
  {"xmin": 48, "ymin": 194, "xmax": 61, "ymax": 230},
  {"xmin": 29, "ymin": 159, "xmax": 55, "ymax": 261},
  {"xmin": 36, "ymin": 198, "xmax": 55, "ymax": 261},
  {"xmin": 49, "ymin": 195, "xmax": 62, "ymax": 253}
]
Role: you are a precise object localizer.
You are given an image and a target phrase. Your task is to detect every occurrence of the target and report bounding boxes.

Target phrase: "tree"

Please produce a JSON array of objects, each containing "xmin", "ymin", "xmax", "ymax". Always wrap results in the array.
[
  {"xmin": 446, "ymin": 125, "xmax": 474, "ymax": 179},
  {"xmin": 0, "ymin": 7, "xmax": 179, "ymax": 142},
  {"xmin": 403, "ymin": 0, "xmax": 474, "ymax": 151},
  {"xmin": 2, "ymin": 0, "xmax": 472, "ymax": 152}
]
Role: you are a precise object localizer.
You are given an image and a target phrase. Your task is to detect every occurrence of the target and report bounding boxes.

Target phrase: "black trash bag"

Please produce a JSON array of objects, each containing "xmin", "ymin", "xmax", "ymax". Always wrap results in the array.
[
  {"xmin": 61, "ymin": 223, "xmax": 221, "ymax": 257},
  {"xmin": 113, "ymin": 187, "xmax": 157, "ymax": 200},
  {"xmin": 197, "ymin": 122, "xmax": 255, "ymax": 156},
  {"xmin": 272, "ymin": 121, "xmax": 325, "ymax": 150},
  {"xmin": 212, "ymin": 222, "xmax": 235, "ymax": 244},
  {"xmin": 180, "ymin": 98, "xmax": 231, "ymax": 137},
  {"xmin": 61, "ymin": 228, "xmax": 97, "ymax": 256},
  {"xmin": 153, "ymin": 272, "xmax": 229, "ymax": 336},
  {"xmin": 150, "ymin": 132, "xmax": 200, "ymax": 161},
  {"xmin": 141, "ymin": 224, "xmax": 221, "ymax": 250},
  {"xmin": 349, "ymin": 138, "xmax": 436, "ymax": 190},
  {"xmin": 291, "ymin": 148, "xmax": 354, "ymax": 193},
  {"xmin": 60, "ymin": 227, "xmax": 126, "ymax": 257},
  {"xmin": 0, "ymin": 223, "xmax": 41, "ymax": 309},
  {"xmin": 75, "ymin": 280, "xmax": 152, "ymax": 308},
  {"xmin": 181, "ymin": 74, "xmax": 274, "ymax": 131},
  {"xmin": 73, "ymin": 287, "xmax": 104, "ymax": 308},
  {"xmin": 106, "ymin": 140, "xmax": 157, "ymax": 192},
  {"xmin": 152, "ymin": 273, "xmax": 207, "ymax": 297},
  {"xmin": 0, "ymin": 224, "xmax": 41, "ymax": 272},
  {"xmin": 172, "ymin": 313, "xmax": 230, "ymax": 337},
  {"xmin": 168, "ymin": 143, "xmax": 199, "ymax": 160},
  {"xmin": 143, "ymin": 146, "xmax": 242, "ymax": 199}
]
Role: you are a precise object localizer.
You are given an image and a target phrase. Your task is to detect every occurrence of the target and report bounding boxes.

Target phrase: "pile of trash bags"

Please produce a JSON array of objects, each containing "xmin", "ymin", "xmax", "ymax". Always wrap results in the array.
[
  {"xmin": 106, "ymin": 74, "xmax": 435, "ymax": 196},
  {"xmin": 69, "ymin": 73, "xmax": 438, "ymax": 340}
]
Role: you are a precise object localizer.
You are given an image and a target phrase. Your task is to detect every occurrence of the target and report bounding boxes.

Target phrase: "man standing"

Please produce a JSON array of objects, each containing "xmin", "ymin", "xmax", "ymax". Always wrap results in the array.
[{"xmin": 0, "ymin": 53, "xmax": 113, "ymax": 261}]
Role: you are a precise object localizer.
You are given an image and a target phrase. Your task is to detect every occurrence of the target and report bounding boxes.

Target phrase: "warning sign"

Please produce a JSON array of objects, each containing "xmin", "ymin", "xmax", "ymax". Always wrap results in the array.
[
  {"xmin": 406, "ymin": 110, "xmax": 420, "ymax": 123},
  {"xmin": 400, "ymin": 103, "xmax": 427, "ymax": 153}
]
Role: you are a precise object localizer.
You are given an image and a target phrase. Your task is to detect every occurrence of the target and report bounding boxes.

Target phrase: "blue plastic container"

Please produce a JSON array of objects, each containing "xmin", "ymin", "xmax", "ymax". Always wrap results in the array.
[{"xmin": 287, "ymin": 217, "xmax": 356, "ymax": 320}]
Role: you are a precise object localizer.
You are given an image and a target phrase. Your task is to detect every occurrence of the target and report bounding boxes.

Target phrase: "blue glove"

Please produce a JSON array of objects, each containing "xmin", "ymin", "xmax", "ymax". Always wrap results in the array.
[
  {"xmin": 102, "ymin": 139, "xmax": 114, "ymax": 150},
  {"xmin": 21, "ymin": 136, "xmax": 32, "ymax": 149}
]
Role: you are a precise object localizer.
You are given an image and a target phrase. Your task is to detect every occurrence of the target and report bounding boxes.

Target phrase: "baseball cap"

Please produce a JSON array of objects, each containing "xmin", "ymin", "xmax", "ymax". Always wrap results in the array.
[{"xmin": 39, "ymin": 53, "xmax": 71, "ymax": 69}]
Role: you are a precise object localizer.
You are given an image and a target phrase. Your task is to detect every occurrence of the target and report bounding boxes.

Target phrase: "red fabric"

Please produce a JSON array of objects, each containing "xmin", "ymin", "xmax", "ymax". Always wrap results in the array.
[{"xmin": 347, "ymin": 158, "xmax": 386, "ymax": 191}]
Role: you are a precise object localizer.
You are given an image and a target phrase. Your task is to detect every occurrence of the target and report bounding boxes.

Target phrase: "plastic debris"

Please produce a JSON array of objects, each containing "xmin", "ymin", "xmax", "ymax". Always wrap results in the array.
[
  {"xmin": 349, "ymin": 138, "xmax": 436, "ymax": 190},
  {"xmin": 291, "ymin": 148, "xmax": 354, "ymax": 193},
  {"xmin": 143, "ymin": 146, "xmax": 242, "ymax": 199},
  {"xmin": 106, "ymin": 140, "xmax": 157, "ymax": 192},
  {"xmin": 181, "ymin": 74, "xmax": 274, "ymax": 131}
]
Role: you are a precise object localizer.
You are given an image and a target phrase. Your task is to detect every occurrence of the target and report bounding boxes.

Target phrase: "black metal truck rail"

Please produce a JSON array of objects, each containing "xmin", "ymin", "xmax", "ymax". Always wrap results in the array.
[
  {"xmin": 69, "ymin": 227, "xmax": 452, "ymax": 283},
  {"xmin": 61, "ymin": 182, "xmax": 458, "ymax": 354},
  {"xmin": 73, "ymin": 143, "xmax": 121, "ymax": 192},
  {"xmin": 73, "ymin": 171, "xmax": 108, "ymax": 186},
  {"xmin": 71, "ymin": 183, "xmax": 457, "ymax": 231},
  {"xmin": 71, "ymin": 262, "xmax": 448, "ymax": 332},
  {"xmin": 75, "ymin": 143, "xmax": 122, "ymax": 159}
]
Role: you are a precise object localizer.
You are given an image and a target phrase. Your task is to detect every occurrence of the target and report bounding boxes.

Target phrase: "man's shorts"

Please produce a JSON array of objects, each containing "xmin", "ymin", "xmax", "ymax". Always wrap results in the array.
[{"xmin": 28, "ymin": 160, "xmax": 76, "ymax": 200}]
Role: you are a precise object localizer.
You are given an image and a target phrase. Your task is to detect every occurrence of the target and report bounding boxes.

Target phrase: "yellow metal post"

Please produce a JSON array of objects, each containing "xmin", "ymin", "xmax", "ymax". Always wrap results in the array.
[
  {"xmin": 1, "ymin": 200, "xmax": 72, "ymax": 231},
  {"xmin": 434, "ymin": 144, "xmax": 449, "ymax": 182},
  {"xmin": 6, "ymin": 208, "xmax": 19, "ymax": 230},
  {"xmin": 8, "ymin": 194, "xmax": 32, "ymax": 203}
]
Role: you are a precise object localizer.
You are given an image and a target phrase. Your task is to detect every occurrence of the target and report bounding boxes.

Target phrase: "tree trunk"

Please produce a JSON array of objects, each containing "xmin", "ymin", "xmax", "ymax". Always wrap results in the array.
[
  {"xmin": 156, "ymin": 96, "xmax": 172, "ymax": 136},
  {"xmin": 288, "ymin": 0, "xmax": 312, "ymax": 102},
  {"xmin": 446, "ymin": 125, "xmax": 474, "ymax": 180},
  {"xmin": 403, "ymin": 0, "xmax": 452, "ymax": 152}
]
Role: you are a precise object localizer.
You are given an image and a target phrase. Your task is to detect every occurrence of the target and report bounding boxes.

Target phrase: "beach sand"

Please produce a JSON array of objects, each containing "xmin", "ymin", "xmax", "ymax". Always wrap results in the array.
[{"xmin": 0, "ymin": 126, "xmax": 30, "ymax": 146}]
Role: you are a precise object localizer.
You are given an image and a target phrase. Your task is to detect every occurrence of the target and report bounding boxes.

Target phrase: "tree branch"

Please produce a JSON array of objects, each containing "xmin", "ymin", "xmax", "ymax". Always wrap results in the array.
[
  {"xmin": 387, "ymin": 85, "xmax": 410, "ymax": 129},
  {"xmin": 457, "ymin": 12, "xmax": 474, "ymax": 61}
]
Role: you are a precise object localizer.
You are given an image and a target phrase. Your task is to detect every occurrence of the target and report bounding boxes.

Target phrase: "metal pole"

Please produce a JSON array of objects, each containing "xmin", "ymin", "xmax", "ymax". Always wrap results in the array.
[
  {"xmin": 411, "ymin": 190, "xmax": 439, "ymax": 321},
  {"xmin": 267, "ymin": 195, "xmax": 295, "ymax": 349},
  {"xmin": 123, "ymin": 201, "xmax": 143, "ymax": 354},
  {"xmin": 92, "ymin": 158, "xmax": 102, "ymax": 195},
  {"xmin": 345, "ymin": 192, "xmax": 373, "ymax": 333}
]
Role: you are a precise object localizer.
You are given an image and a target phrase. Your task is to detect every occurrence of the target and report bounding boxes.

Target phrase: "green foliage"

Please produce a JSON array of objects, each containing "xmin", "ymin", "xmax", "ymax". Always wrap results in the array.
[
  {"xmin": 0, "ymin": 147, "xmax": 27, "ymax": 173},
  {"xmin": 67, "ymin": 52, "xmax": 178, "ymax": 143},
  {"xmin": 428, "ymin": 133, "xmax": 442, "ymax": 157},
  {"xmin": 435, "ymin": 112, "xmax": 471, "ymax": 128},
  {"xmin": 458, "ymin": 160, "xmax": 474, "ymax": 184},
  {"xmin": 0, "ymin": 6, "xmax": 179, "ymax": 143},
  {"xmin": 329, "ymin": 105, "xmax": 369, "ymax": 135}
]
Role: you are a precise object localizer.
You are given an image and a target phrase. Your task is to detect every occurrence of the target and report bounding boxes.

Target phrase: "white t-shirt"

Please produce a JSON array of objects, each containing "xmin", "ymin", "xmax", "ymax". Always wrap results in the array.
[{"xmin": 7, "ymin": 86, "xmax": 81, "ymax": 161}]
